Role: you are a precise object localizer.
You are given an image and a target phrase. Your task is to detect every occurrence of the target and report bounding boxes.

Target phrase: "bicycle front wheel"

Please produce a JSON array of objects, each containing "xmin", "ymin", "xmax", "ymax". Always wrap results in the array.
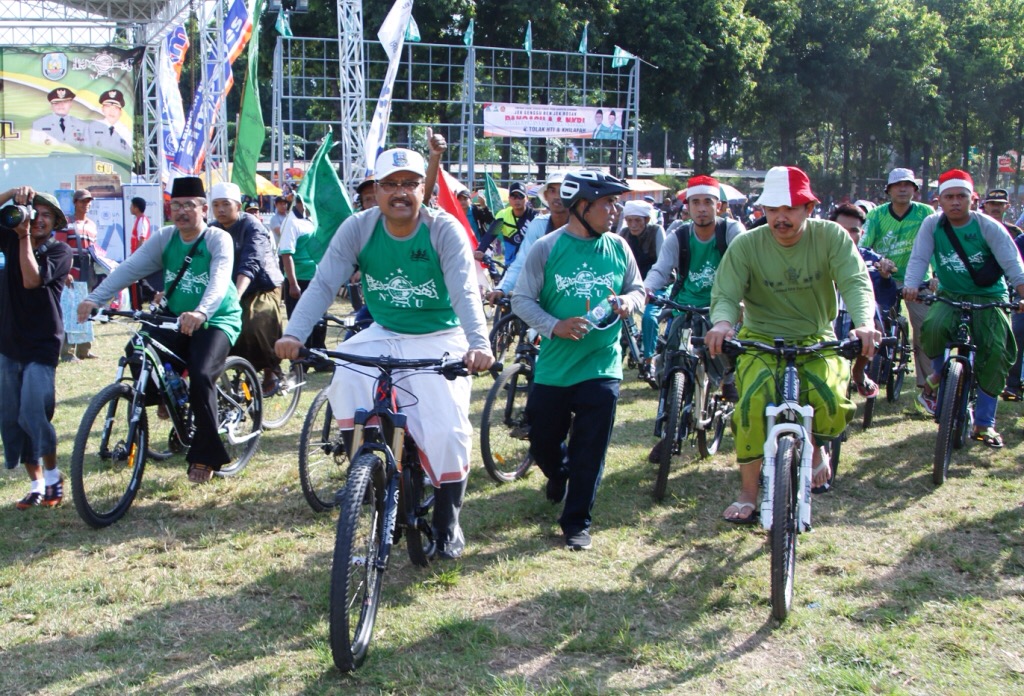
[
  {"xmin": 489, "ymin": 312, "xmax": 521, "ymax": 366},
  {"xmin": 262, "ymin": 362, "xmax": 304, "ymax": 430},
  {"xmin": 216, "ymin": 356, "xmax": 263, "ymax": 477},
  {"xmin": 770, "ymin": 435, "xmax": 799, "ymax": 621},
  {"xmin": 480, "ymin": 362, "xmax": 534, "ymax": 483},
  {"xmin": 933, "ymin": 362, "xmax": 964, "ymax": 486},
  {"xmin": 298, "ymin": 388, "xmax": 349, "ymax": 513},
  {"xmin": 329, "ymin": 453, "xmax": 386, "ymax": 672},
  {"xmin": 654, "ymin": 371, "xmax": 686, "ymax": 502},
  {"xmin": 71, "ymin": 383, "xmax": 148, "ymax": 528}
]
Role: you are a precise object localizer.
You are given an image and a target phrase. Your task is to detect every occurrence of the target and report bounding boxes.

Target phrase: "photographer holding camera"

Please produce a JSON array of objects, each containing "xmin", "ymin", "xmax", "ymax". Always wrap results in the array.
[{"xmin": 0, "ymin": 186, "xmax": 74, "ymax": 509}]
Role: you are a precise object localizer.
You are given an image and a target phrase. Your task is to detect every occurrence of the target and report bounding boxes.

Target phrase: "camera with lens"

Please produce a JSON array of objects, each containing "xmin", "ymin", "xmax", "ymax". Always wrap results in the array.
[{"xmin": 0, "ymin": 204, "xmax": 36, "ymax": 228}]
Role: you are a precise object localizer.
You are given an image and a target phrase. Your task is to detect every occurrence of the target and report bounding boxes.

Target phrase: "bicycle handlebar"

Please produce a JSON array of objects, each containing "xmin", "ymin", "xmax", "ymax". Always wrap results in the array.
[
  {"xmin": 690, "ymin": 335, "xmax": 897, "ymax": 361},
  {"xmin": 298, "ymin": 347, "xmax": 502, "ymax": 379},
  {"xmin": 646, "ymin": 295, "xmax": 710, "ymax": 315},
  {"xmin": 915, "ymin": 293, "xmax": 1019, "ymax": 312},
  {"xmin": 90, "ymin": 307, "xmax": 180, "ymax": 330}
]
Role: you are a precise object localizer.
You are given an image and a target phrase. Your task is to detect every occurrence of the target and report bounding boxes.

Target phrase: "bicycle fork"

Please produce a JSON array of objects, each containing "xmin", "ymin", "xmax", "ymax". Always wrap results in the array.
[{"xmin": 760, "ymin": 403, "xmax": 815, "ymax": 533}]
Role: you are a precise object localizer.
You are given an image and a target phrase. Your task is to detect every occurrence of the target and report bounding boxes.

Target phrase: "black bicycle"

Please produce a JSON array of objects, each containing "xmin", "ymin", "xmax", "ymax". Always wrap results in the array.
[
  {"xmin": 648, "ymin": 298, "xmax": 733, "ymax": 501},
  {"xmin": 322, "ymin": 348, "xmax": 484, "ymax": 671},
  {"xmin": 917, "ymin": 294, "xmax": 1017, "ymax": 485},
  {"xmin": 480, "ymin": 318, "xmax": 537, "ymax": 483},
  {"xmin": 70, "ymin": 309, "xmax": 263, "ymax": 528}
]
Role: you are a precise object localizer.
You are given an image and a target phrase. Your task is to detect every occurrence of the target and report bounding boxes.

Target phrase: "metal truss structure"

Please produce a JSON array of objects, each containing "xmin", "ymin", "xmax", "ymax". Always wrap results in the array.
[{"xmin": 272, "ymin": 36, "xmax": 639, "ymax": 192}]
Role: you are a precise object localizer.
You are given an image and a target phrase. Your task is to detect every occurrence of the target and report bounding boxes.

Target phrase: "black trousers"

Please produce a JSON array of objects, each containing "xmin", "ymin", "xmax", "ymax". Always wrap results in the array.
[{"xmin": 147, "ymin": 325, "xmax": 233, "ymax": 468}]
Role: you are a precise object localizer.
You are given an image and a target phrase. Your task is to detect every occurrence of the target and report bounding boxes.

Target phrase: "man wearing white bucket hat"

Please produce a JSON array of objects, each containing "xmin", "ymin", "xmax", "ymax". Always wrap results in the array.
[{"xmin": 704, "ymin": 166, "xmax": 880, "ymax": 524}]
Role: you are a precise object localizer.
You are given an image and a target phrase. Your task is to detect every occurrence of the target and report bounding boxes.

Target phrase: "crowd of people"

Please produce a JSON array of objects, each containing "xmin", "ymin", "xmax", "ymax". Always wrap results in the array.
[{"xmin": 1, "ymin": 151, "xmax": 1022, "ymax": 556}]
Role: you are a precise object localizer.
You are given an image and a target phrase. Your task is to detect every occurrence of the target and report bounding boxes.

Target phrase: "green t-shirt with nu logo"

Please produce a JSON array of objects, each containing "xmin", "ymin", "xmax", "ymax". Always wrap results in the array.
[
  {"xmin": 162, "ymin": 233, "xmax": 242, "ymax": 344},
  {"xmin": 359, "ymin": 220, "xmax": 459, "ymax": 334}
]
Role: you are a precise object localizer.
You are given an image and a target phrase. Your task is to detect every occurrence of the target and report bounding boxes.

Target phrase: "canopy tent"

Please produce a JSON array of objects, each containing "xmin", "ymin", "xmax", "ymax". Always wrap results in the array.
[{"xmin": 622, "ymin": 178, "xmax": 670, "ymax": 202}]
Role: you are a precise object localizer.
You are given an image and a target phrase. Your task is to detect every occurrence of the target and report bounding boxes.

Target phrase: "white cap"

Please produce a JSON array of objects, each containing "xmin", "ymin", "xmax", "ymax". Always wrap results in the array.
[
  {"xmin": 886, "ymin": 168, "xmax": 918, "ymax": 189},
  {"xmin": 374, "ymin": 148, "xmax": 426, "ymax": 181},
  {"xmin": 210, "ymin": 182, "xmax": 242, "ymax": 204},
  {"xmin": 539, "ymin": 171, "xmax": 566, "ymax": 198},
  {"xmin": 622, "ymin": 200, "xmax": 653, "ymax": 219}
]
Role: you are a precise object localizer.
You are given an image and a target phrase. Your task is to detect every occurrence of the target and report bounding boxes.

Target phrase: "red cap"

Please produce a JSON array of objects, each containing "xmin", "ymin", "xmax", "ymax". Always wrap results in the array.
[
  {"xmin": 937, "ymin": 169, "xmax": 974, "ymax": 195},
  {"xmin": 757, "ymin": 166, "xmax": 817, "ymax": 207}
]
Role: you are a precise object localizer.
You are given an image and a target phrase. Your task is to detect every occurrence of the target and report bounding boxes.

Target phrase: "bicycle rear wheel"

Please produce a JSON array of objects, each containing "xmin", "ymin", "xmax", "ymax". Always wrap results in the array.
[
  {"xmin": 216, "ymin": 356, "xmax": 263, "ymax": 477},
  {"xmin": 401, "ymin": 451, "xmax": 436, "ymax": 567},
  {"xmin": 771, "ymin": 435, "xmax": 799, "ymax": 621},
  {"xmin": 70, "ymin": 383, "xmax": 148, "ymax": 528},
  {"xmin": 933, "ymin": 362, "xmax": 963, "ymax": 486},
  {"xmin": 862, "ymin": 354, "xmax": 880, "ymax": 430},
  {"xmin": 298, "ymin": 388, "xmax": 349, "ymax": 513},
  {"xmin": 887, "ymin": 316, "xmax": 910, "ymax": 403},
  {"xmin": 329, "ymin": 453, "xmax": 386, "ymax": 672},
  {"xmin": 654, "ymin": 372, "xmax": 686, "ymax": 502},
  {"xmin": 480, "ymin": 362, "xmax": 534, "ymax": 483},
  {"xmin": 489, "ymin": 313, "xmax": 521, "ymax": 366},
  {"xmin": 262, "ymin": 362, "xmax": 305, "ymax": 430}
]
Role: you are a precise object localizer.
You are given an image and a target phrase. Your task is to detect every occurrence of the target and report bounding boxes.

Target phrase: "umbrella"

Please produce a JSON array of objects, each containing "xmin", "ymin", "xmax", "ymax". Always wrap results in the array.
[{"xmin": 718, "ymin": 183, "xmax": 747, "ymax": 202}]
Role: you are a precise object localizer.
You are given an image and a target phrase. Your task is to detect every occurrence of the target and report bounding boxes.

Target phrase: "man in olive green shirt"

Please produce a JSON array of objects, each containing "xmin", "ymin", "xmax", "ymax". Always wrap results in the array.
[{"xmin": 704, "ymin": 167, "xmax": 880, "ymax": 523}]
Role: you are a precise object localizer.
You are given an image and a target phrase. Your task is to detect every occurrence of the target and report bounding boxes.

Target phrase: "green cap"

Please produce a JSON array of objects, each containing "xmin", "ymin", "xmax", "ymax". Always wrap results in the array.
[{"xmin": 33, "ymin": 192, "xmax": 68, "ymax": 230}]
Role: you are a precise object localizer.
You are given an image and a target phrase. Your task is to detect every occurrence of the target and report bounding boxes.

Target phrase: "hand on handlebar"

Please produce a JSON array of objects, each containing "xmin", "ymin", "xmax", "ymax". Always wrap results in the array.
[
  {"xmin": 77, "ymin": 300, "xmax": 99, "ymax": 324},
  {"xmin": 463, "ymin": 348, "xmax": 495, "ymax": 373},
  {"xmin": 275, "ymin": 335, "xmax": 305, "ymax": 361},
  {"xmin": 850, "ymin": 324, "xmax": 882, "ymax": 359},
  {"xmin": 704, "ymin": 320, "xmax": 736, "ymax": 358}
]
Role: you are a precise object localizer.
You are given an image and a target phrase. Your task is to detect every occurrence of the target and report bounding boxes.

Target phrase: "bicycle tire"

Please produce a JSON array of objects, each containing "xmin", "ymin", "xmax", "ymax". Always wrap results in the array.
[
  {"xmin": 828, "ymin": 429, "xmax": 845, "ymax": 485},
  {"xmin": 262, "ymin": 362, "xmax": 304, "ymax": 430},
  {"xmin": 480, "ymin": 362, "xmax": 534, "ymax": 483},
  {"xmin": 329, "ymin": 453, "xmax": 386, "ymax": 672},
  {"xmin": 298, "ymin": 388, "xmax": 349, "ymax": 513},
  {"xmin": 933, "ymin": 362, "xmax": 963, "ymax": 485},
  {"xmin": 771, "ymin": 435, "xmax": 799, "ymax": 621},
  {"xmin": 215, "ymin": 356, "xmax": 263, "ymax": 477},
  {"xmin": 620, "ymin": 318, "xmax": 642, "ymax": 370},
  {"xmin": 402, "ymin": 455, "xmax": 436, "ymax": 567},
  {"xmin": 654, "ymin": 371, "xmax": 685, "ymax": 502},
  {"xmin": 887, "ymin": 316, "xmax": 910, "ymax": 403},
  {"xmin": 696, "ymin": 384, "xmax": 727, "ymax": 458},
  {"xmin": 70, "ymin": 383, "xmax": 148, "ymax": 529},
  {"xmin": 952, "ymin": 370, "xmax": 974, "ymax": 451},
  {"xmin": 862, "ymin": 353, "xmax": 882, "ymax": 430},
  {"xmin": 489, "ymin": 312, "xmax": 520, "ymax": 365}
]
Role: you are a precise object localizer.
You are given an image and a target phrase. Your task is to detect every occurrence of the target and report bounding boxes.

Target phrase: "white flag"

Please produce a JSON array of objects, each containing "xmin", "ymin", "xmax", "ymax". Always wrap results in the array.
[
  {"xmin": 365, "ymin": 0, "xmax": 415, "ymax": 174},
  {"xmin": 377, "ymin": 0, "xmax": 414, "ymax": 61}
]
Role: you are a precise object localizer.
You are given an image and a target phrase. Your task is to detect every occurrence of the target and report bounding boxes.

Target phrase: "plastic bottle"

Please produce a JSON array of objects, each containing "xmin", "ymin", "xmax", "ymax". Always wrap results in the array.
[
  {"xmin": 584, "ymin": 296, "xmax": 620, "ymax": 329},
  {"xmin": 164, "ymin": 363, "xmax": 189, "ymax": 408}
]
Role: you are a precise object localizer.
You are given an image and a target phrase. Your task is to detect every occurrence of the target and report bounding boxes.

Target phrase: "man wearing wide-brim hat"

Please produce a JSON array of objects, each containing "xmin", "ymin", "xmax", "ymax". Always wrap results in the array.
[
  {"xmin": 704, "ymin": 166, "xmax": 881, "ymax": 524},
  {"xmin": 78, "ymin": 176, "xmax": 243, "ymax": 484}
]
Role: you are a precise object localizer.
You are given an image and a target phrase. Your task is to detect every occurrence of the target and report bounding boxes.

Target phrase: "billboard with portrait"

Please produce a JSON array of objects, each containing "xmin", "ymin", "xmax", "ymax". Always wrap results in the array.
[
  {"xmin": 482, "ymin": 103, "xmax": 625, "ymax": 140},
  {"xmin": 0, "ymin": 46, "xmax": 143, "ymax": 172}
]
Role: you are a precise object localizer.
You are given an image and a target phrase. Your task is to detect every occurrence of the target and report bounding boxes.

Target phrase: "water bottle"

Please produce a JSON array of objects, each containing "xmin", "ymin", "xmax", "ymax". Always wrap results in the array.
[
  {"xmin": 584, "ymin": 296, "xmax": 619, "ymax": 330},
  {"xmin": 164, "ymin": 363, "xmax": 189, "ymax": 408}
]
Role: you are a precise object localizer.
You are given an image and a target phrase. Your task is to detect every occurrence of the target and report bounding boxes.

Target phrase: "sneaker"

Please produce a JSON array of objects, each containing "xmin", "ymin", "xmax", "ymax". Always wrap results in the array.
[
  {"xmin": 565, "ymin": 529, "xmax": 592, "ymax": 551},
  {"xmin": 42, "ymin": 477, "xmax": 64, "ymax": 507},
  {"xmin": 916, "ymin": 390, "xmax": 937, "ymax": 416},
  {"xmin": 546, "ymin": 473, "xmax": 568, "ymax": 504},
  {"xmin": 15, "ymin": 492, "xmax": 43, "ymax": 510},
  {"xmin": 721, "ymin": 382, "xmax": 739, "ymax": 403}
]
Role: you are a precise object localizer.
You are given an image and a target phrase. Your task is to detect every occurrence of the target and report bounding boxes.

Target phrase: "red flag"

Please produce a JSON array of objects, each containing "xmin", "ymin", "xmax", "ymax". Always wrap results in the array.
[{"xmin": 436, "ymin": 168, "xmax": 479, "ymax": 249}]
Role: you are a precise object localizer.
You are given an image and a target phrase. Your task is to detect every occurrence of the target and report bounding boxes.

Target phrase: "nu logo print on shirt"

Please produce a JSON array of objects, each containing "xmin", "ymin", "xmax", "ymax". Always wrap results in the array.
[
  {"xmin": 555, "ymin": 262, "xmax": 616, "ymax": 297},
  {"xmin": 366, "ymin": 269, "xmax": 438, "ymax": 308},
  {"xmin": 688, "ymin": 263, "xmax": 717, "ymax": 290},
  {"xmin": 166, "ymin": 268, "xmax": 210, "ymax": 296}
]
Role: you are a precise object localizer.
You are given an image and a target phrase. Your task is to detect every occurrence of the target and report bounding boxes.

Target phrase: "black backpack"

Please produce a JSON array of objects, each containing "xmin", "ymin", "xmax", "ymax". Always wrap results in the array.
[{"xmin": 671, "ymin": 218, "xmax": 728, "ymax": 297}]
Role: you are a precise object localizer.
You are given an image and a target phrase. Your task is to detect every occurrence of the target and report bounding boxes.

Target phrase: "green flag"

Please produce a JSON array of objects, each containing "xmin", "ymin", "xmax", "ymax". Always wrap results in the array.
[
  {"xmin": 232, "ymin": 0, "xmax": 265, "ymax": 199},
  {"xmin": 463, "ymin": 18, "xmax": 474, "ymax": 47},
  {"xmin": 275, "ymin": 10, "xmax": 292, "ymax": 37},
  {"xmin": 611, "ymin": 45, "xmax": 635, "ymax": 68},
  {"xmin": 405, "ymin": 15, "xmax": 421, "ymax": 43},
  {"xmin": 484, "ymin": 173, "xmax": 505, "ymax": 213},
  {"xmin": 296, "ymin": 132, "xmax": 353, "ymax": 263},
  {"xmin": 578, "ymin": 22, "xmax": 588, "ymax": 54},
  {"xmin": 524, "ymin": 21, "xmax": 532, "ymax": 55}
]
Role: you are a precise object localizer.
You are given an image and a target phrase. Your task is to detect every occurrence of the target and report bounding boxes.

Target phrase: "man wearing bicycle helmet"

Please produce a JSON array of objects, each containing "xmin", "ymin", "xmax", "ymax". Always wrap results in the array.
[
  {"xmin": 512, "ymin": 170, "xmax": 645, "ymax": 551},
  {"xmin": 276, "ymin": 147, "xmax": 493, "ymax": 560},
  {"xmin": 704, "ymin": 166, "xmax": 880, "ymax": 524},
  {"xmin": 903, "ymin": 170, "xmax": 1024, "ymax": 449}
]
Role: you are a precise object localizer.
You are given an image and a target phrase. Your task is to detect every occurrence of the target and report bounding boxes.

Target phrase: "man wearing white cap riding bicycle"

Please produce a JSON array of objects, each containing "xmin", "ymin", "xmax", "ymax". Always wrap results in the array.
[
  {"xmin": 276, "ymin": 148, "xmax": 493, "ymax": 560},
  {"xmin": 704, "ymin": 166, "xmax": 879, "ymax": 524}
]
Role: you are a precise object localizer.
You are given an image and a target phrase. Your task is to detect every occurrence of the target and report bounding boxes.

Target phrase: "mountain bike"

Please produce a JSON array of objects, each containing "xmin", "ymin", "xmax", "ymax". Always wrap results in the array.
[
  {"xmin": 648, "ymin": 298, "xmax": 733, "ymax": 501},
  {"xmin": 917, "ymin": 294, "xmax": 1017, "ymax": 485},
  {"xmin": 318, "ymin": 348, "xmax": 478, "ymax": 671},
  {"xmin": 619, "ymin": 310, "xmax": 647, "ymax": 382},
  {"xmin": 488, "ymin": 298, "xmax": 525, "ymax": 366},
  {"xmin": 480, "ymin": 319, "xmax": 537, "ymax": 483},
  {"xmin": 70, "ymin": 309, "xmax": 263, "ymax": 528},
  {"xmin": 698, "ymin": 334, "xmax": 895, "ymax": 620}
]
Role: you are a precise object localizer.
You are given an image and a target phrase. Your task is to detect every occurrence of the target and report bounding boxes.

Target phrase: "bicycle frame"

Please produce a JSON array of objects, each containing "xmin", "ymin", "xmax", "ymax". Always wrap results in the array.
[{"xmin": 652, "ymin": 303, "xmax": 712, "ymax": 441}]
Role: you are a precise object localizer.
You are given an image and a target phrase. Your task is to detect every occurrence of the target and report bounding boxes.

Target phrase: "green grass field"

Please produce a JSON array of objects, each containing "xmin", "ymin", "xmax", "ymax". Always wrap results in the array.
[{"xmin": 2, "ymin": 314, "xmax": 1023, "ymax": 694}]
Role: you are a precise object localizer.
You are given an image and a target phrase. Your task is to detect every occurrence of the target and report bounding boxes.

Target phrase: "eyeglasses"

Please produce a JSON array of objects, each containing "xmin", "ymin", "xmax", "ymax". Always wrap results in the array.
[
  {"xmin": 377, "ymin": 180, "xmax": 423, "ymax": 193},
  {"xmin": 169, "ymin": 201, "xmax": 202, "ymax": 212}
]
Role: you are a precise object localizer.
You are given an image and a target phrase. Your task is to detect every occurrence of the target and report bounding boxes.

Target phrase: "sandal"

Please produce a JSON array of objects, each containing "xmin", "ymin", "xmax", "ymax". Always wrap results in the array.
[
  {"xmin": 187, "ymin": 463, "xmax": 215, "ymax": 484},
  {"xmin": 811, "ymin": 455, "xmax": 832, "ymax": 494},
  {"xmin": 723, "ymin": 501, "xmax": 757, "ymax": 525},
  {"xmin": 854, "ymin": 376, "xmax": 879, "ymax": 398},
  {"xmin": 971, "ymin": 428, "xmax": 1004, "ymax": 449}
]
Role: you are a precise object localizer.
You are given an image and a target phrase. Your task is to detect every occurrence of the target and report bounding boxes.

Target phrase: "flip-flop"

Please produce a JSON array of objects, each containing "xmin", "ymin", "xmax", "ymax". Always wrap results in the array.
[
  {"xmin": 811, "ymin": 458, "xmax": 832, "ymax": 494},
  {"xmin": 971, "ymin": 428, "xmax": 1004, "ymax": 449},
  {"xmin": 723, "ymin": 501, "xmax": 757, "ymax": 525},
  {"xmin": 854, "ymin": 376, "xmax": 879, "ymax": 398}
]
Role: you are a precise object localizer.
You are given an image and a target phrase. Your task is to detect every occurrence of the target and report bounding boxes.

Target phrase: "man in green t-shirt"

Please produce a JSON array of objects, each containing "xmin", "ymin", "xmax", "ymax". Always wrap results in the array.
[
  {"xmin": 79, "ymin": 176, "xmax": 243, "ymax": 484},
  {"xmin": 902, "ymin": 169, "xmax": 1024, "ymax": 449},
  {"xmin": 512, "ymin": 171, "xmax": 646, "ymax": 551},
  {"xmin": 860, "ymin": 167, "xmax": 935, "ymax": 409},
  {"xmin": 704, "ymin": 167, "xmax": 880, "ymax": 524}
]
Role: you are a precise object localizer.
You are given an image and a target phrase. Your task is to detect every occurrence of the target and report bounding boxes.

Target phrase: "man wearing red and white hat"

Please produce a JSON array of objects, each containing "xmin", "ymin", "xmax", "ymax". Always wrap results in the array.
[
  {"xmin": 704, "ymin": 166, "xmax": 879, "ymax": 523},
  {"xmin": 903, "ymin": 169, "xmax": 1024, "ymax": 449}
]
